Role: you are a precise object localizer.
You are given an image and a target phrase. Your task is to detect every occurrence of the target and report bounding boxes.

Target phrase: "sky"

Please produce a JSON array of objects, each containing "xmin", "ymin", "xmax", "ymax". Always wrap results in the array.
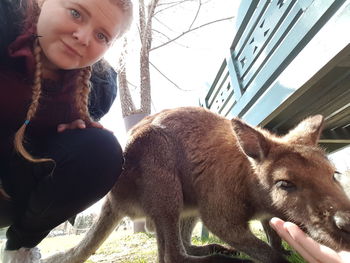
[{"xmin": 101, "ymin": 0, "xmax": 240, "ymax": 143}]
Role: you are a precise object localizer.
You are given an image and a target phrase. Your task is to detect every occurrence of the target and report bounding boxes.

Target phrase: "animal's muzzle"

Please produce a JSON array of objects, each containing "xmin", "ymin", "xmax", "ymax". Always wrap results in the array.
[{"xmin": 333, "ymin": 211, "xmax": 350, "ymax": 234}]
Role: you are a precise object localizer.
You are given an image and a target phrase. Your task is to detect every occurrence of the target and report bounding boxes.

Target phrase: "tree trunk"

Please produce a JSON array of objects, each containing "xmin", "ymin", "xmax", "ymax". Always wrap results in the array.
[{"xmin": 123, "ymin": 113, "xmax": 148, "ymax": 233}]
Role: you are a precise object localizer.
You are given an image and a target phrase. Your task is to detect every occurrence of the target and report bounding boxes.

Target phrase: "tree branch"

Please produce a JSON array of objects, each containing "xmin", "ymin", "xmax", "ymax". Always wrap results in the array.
[
  {"xmin": 152, "ymin": 28, "xmax": 190, "ymax": 48},
  {"xmin": 188, "ymin": 0, "xmax": 201, "ymax": 30},
  {"xmin": 150, "ymin": 61, "xmax": 192, "ymax": 92},
  {"xmin": 150, "ymin": 16, "xmax": 234, "ymax": 51},
  {"xmin": 154, "ymin": 0, "xmax": 192, "ymax": 16}
]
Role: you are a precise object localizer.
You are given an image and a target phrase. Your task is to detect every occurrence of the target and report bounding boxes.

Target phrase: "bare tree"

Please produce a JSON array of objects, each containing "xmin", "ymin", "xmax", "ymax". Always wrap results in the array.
[
  {"xmin": 118, "ymin": 0, "xmax": 234, "ymax": 118},
  {"xmin": 115, "ymin": 0, "xmax": 233, "ymax": 233}
]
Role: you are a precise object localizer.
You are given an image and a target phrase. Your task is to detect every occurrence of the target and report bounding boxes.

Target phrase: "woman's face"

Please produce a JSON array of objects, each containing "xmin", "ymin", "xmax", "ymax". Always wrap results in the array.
[{"xmin": 37, "ymin": 0, "xmax": 124, "ymax": 70}]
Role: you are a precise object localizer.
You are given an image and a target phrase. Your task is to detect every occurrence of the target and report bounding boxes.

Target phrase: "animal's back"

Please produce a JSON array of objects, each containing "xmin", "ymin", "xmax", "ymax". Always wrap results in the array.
[
  {"xmin": 120, "ymin": 107, "xmax": 250, "ymax": 214},
  {"xmin": 126, "ymin": 106, "xmax": 243, "ymax": 168},
  {"xmin": 127, "ymin": 107, "xmax": 230, "ymax": 143}
]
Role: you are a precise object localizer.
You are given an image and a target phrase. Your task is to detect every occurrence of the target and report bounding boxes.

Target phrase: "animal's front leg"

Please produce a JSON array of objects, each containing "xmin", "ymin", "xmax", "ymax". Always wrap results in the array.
[
  {"xmin": 208, "ymin": 223, "xmax": 289, "ymax": 263},
  {"xmin": 154, "ymin": 216, "xmax": 253, "ymax": 263},
  {"xmin": 154, "ymin": 214, "xmax": 187, "ymax": 263},
  {"xmin": 140, "ymin": 167, "xmax": 189, "ymax": 263},
  {"xmin": 261, "ymin": 218, "xmax": 290, "ymax": 255},
  {"xmin": 180, "ymin": 216, "xmax": 199, "ymax": 255},
  {"xmin": 181, "ymin": 216, "xmax": 238, "ymax": 257},
  {"xmin": 148, "ymin": 190, "xmax": 249, "ymax": 262}
]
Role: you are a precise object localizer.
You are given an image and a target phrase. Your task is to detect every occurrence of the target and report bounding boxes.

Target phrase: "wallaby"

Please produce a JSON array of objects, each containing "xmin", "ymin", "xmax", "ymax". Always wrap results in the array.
[{"xmin": 44, "ymin": 106, "xmax": 350, "ymax": 263}]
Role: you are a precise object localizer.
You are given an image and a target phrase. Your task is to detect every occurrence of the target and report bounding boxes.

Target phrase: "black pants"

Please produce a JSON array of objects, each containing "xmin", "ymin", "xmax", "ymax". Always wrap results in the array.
[{"xmin": 0, "ymin": 128, "xmax": 123, "ymax": 249}]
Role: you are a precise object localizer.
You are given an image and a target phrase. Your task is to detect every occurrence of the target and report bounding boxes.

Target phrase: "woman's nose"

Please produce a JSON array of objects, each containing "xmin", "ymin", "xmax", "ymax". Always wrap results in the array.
[{"xmin": 72, "ymin": 27, "xmax": 91, "ymax": 46}]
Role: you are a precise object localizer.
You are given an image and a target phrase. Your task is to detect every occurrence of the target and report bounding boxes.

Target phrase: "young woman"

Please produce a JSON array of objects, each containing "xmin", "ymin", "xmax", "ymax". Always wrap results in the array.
[
  {"xmin": 270, "ymin": 218, "xmax": 350, "ymax": 263},
  {"xmin": 0, "ymin": 0, "xmax": 132, "ymax": 262}
]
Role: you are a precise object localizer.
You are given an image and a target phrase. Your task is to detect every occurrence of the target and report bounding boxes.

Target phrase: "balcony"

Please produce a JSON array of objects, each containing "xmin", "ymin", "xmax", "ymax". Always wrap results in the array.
[{"xmin": 200, "ymin": 0, "xmax": 350, "ymax": 152}]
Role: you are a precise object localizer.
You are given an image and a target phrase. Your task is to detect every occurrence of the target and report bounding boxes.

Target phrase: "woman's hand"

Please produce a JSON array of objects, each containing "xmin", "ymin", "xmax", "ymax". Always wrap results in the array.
[
  {"xmin": 270, "ymin": 217, "xmax": 350, "ymax": 263},
  {"xmin": 57, "ymin": 119, "xmax": 104, "ymax": 132}
]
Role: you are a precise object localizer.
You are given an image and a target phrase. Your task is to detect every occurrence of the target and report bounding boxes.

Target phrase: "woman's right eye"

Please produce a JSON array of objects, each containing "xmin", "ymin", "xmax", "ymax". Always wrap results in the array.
[{"xmin": 70, "ymin": 9, "xmax": 81, "ymax": 19}]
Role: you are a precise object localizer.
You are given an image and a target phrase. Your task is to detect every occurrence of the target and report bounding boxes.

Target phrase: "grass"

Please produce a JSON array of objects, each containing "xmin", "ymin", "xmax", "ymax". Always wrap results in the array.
[
  {"xmin": 192, "ymin": 221, "xmax": 307, "ymax": 263},
  {"xmin": 32, "ymin": 220, "xmax": 306, "ymax": 262},
  {"xmin": 38, "ymin": 227, "xmax": 158, "ymax": 263}
]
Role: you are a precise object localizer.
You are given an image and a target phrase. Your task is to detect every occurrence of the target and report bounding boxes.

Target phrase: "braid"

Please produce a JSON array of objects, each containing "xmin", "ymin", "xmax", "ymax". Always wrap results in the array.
[
  {"xmin": 75, "ymin": 66, "xmax": 92, "ymax": 124},
  {"xmin": 14, "ymin": 38, "xmax": 51, "ymax": 163}
]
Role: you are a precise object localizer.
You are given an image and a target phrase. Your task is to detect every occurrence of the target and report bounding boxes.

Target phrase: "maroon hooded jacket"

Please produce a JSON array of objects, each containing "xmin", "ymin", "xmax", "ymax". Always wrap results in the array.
[{"xmin": 0, "ymin": 0, "xmax": 118, "ymax": 158}]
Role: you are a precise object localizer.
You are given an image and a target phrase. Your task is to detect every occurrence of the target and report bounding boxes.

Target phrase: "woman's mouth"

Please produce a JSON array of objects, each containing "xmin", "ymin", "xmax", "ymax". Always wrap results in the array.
[{"xmin": 61, "ymin": 41, "xmax": 82, "ymax": 57}]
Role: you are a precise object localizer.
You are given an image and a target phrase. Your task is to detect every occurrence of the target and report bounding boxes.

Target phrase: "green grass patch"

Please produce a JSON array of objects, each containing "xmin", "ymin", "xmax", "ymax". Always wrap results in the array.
[{"xmin": 37, "ymin": 220, "xmax": 306, "ymax": 263}]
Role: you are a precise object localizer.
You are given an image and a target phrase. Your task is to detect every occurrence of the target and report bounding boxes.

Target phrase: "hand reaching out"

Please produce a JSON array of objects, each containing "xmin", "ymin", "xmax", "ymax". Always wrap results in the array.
[
  {"xmin": 57, "ymin": 119, "xmax": 104, "ymax": 133},
  {"xmin": 270, "ymin": 217, "xmax": 350, "ymax": 263}
]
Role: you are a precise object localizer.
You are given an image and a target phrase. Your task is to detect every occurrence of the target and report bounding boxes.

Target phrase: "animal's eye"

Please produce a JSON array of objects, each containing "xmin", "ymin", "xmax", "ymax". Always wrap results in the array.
[
  {"xmin": 333, "ymin": 171, "xmax": 341, "ymax": 182},
  {"xmin": 275, "ymin": 180, "xmax": 296, "ymax": 192}
]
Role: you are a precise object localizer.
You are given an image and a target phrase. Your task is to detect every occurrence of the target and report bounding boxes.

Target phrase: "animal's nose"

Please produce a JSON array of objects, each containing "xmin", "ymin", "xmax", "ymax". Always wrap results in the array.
[{"xmin": 333, "ymin": 211, "xmax": 350, "ymax": 233}]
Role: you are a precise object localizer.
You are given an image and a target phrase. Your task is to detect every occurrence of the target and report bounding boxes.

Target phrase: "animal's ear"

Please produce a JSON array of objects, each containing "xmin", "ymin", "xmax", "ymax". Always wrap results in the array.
[
  {"xmin": 231, "ymin": 118, "xmax": 270, "ymax": 162},
  {"xmin": 284, "ymin": 115, "xmax": 324, "ymax": 146}
]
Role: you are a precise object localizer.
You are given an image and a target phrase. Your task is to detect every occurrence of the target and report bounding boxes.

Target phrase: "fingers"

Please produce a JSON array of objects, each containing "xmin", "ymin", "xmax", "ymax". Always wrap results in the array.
[
  {"xmin": 57, "ymin": 124, "xmax": 67, "ymax": 132},
  {"xmin": 0, "ymin": 188, "xmax": 11, "ymax": 200},
  {"xmin": 74, "ymin": 119, "xmax": 86, "ymax": 129},
  {"xmin": 285, "ymin": 221, "xmax": 343, "ymax": 263},
  {"xmin": 339, "ymin": 251, "xmax": 350, "ymax": 261},
  {"xmin": 90, "ymin": 121, "xmax": 114, "ymax": 133},
  {"xmin": 270, "ymin": 218, "xmax": 343, "ymax": 263},
  {"xmin": 269, "ymin": 218, "xmax": 317, "ymax": 263},
  {"xmin": 57, "ymin": 119, "xmax": 86, "ymax": 132},
  {"xmin": 283, "ymin": 221, "xmax": 325, "ymax": 263},
  {"xmin": 57, "ymin": 120, "xmax": 110, "ymax": 133},
  {"xmin": 90, "ymin": 121, "xmax": 104, "ymax": 129}
]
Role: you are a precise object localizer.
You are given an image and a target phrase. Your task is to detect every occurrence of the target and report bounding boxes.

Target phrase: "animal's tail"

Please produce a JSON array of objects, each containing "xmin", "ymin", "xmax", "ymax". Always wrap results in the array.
[{"xmin": 43, "ymin": 193, "xmax": 122, "ymax": 263}]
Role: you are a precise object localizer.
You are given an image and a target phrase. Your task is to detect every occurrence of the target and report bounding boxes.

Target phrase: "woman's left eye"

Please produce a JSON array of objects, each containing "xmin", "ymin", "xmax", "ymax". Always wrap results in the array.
[
  {"xmin": 70, "ymin": 9, "xmax": 81, "ymax": 19},
  {"xmin": 96, "ymin": 32, "xmax": 109, "ymax": 43}
]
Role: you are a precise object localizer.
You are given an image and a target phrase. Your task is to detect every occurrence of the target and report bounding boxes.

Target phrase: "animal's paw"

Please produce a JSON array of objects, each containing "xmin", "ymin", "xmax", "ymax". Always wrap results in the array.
[
  {"xmin": 208, "ymin": 243, "xmax": 239, "ymax": 256},
  {"xmin": 185, "ymin": 243, "xmax": 238, "ymax": 257},
  {"xmin": 206, "ymin": 253, "xmax": 254, "ymax": 263},
  {"xmin": 280, "ymin": 247, "xmax": 292, "ymax": 256}
]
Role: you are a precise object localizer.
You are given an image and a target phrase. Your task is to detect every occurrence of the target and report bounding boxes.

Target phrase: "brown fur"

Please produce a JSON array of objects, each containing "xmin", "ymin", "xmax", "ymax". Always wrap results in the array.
[{"xmin": 44, "ymin": 106, "xmax": 350, "ymax": 263}]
